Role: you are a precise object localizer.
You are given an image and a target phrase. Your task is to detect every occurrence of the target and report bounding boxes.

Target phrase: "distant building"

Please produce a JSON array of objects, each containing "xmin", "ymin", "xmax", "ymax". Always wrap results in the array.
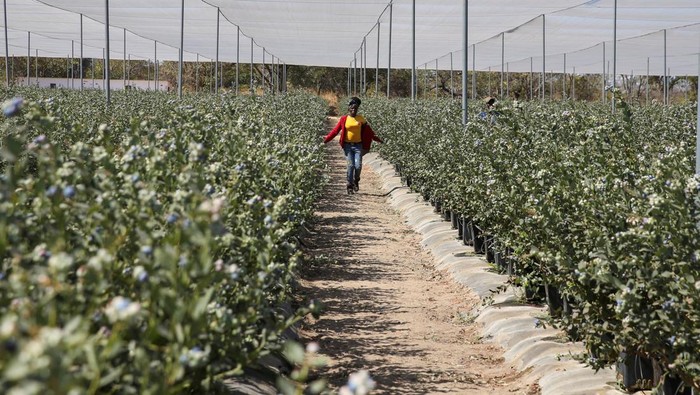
[{"xmin": 14, "ymin": 77, "xmax": 171, "ymax": 91}]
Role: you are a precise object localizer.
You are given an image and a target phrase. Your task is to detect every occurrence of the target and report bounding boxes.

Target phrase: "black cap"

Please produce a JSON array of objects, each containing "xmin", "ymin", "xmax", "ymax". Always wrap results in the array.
[{"xmin": 348, "ymin": 97, "xmax": 361, "ymax": 107}]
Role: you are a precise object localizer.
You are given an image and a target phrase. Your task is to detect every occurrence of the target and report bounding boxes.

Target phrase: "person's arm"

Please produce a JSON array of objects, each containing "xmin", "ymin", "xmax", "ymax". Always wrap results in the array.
[
  {"xmin": 323, "ymin": 117, "xmax": 344, "ymax": 143},
  {"xmin": 365, "ymin": 123, "xmax": 383, "ymax": 143}
]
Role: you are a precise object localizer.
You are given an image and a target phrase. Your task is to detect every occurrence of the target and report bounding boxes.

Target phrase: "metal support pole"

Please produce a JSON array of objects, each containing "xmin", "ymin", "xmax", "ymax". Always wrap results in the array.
[
  {"xmin": 71, "ymin": 40, "xmax": 74, "ymax": 90},
  {"xmin": 472, "ymin": 45, "xmax": 476, "ymax": 100},
  {"xmin": 376, "ymin": 22, "xmax": 380, "ymax": 97},
  {"xmin": 411, "ymin": 0, "xmax": 416, "ymax": 101},
  {"xmin": 236, "ymin": 27, "xmax": 240, "ymax": 95},
  {"xmin": 250, "ymin": 37, "xmax": 253, "ymax": 95},
  {"xmin": 123, "ymin": 29, "xmax": 126, "ymax": 90},
  {"xmin": 154, "ymin": 41, "xmax": 158, "ymax": 91},
  {"xmin": 450, "ymin": 52, "xmax": 454, "ymax": 99},
  {"xmin": 262, "ymin": 48, "xmax": 265, "ymax": 95},
  {"xmin": 354, "ymin": 54, "xmax": 357, "ymax": 95},
  {"xmin": 35, "ymin": 49, "xmax": 38, "ymax": 86},
  {"xmin": 500, "ymin": 32, "xmax": 504, "ymax": 98},
  {"xmin": 563, "ymin": 53, "xmax": 566, "ymax": 100},
  {"xmin": 664, "ymin": 29, "xmax": 668, "ymax": 105},
  {"xmin": 80, "ymin": 14, "xmax": 83, "ymax": 90},
  {"xmin": 363, "ymin": 37, "xmax": 367, "ymax": 94},
  {"xmin": 105, "ymin": 0, "xmax": 111, "ymax": 103},
  {"xmin": 612, "ymin": 0, "xmax": 617, "ymax": 112},
  {"xmin": 3, "ymin": 0, "xmax": 9, "ymax": 87},
  {"xmin": 462, "ymin": 0, "xmax": 468, "ymax": 124},
  {"xmin": 646, "ymin": 57, "xmax": 650, "ymax": 105},
  {"xmin": 572, "ymin": 66, "xmax": 576, "ymax": 100},
  {"xmin": 387, "ymin": 1, "xmax": 392, "ymax": 98},
  {"xmin": 195, "ymin": 54, "xmax": 199, "ymax": 92},
  {"xmin": 696, "ymin": 53, "xmax": 700, "ymax": 174},
  {"xmin": 602, "ymin": 42, "xmax": 606, "ymax": 103},
  {"xmin": 506, "ymin": 62, "xmax": 509, "ymax": 98},
  {"xmin": 530, "ymin": 57, "xmax": 533, "ymax": 100},
  {"xmin": 435, "ymin": 59, "xmax": 438, "ymax": 98},
  {"xmin": 541, "ymin": 14, "xmax": 545, "ymax": 101},
  {"xmin": 26, "ymin": 32, "xmax": 29, "ymax": 87},
  {"xmin": 348, "ymin": 64, "xmax": 351, "ymax": 96},
  {"xmin": 215, "ymin": 8, "xmax": 220, "ymax": 94},
  {"xmin": 178, "ymin": 0, "xmax": 184, "ymax": 98}
]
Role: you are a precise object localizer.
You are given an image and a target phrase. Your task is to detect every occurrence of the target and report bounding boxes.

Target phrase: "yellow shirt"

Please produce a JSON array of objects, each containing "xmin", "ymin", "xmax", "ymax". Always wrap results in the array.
[{"xmin": 345, "ymin": 115, "xmax": 365, "ymax": 143}]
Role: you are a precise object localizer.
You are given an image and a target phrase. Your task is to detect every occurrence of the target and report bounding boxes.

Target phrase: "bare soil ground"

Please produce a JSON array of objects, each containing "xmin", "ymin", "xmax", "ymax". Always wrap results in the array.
[{"xmin": 295, "ymin": 117, "xmax": 540, "ymax": 395}]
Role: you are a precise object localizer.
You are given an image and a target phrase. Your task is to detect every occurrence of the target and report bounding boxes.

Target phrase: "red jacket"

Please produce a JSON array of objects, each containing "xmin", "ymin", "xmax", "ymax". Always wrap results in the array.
[{"xmin": 324, "ymin": 115, "xmax": 383, "ymax": 151}]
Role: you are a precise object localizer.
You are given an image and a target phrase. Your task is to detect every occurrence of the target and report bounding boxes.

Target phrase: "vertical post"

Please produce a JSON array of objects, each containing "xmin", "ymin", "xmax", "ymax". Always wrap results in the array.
[
  {"xmin": 664, "ymin": 29, "xmax": 668, "ymax": 105},
  {"xmin": 35, "ymin": 49, "xmax": 38, "ymax": 86},
  {"xmin": 541, "ymin": 14, "xmax": 546, "ymax": 101},
  {"xmin": 348, "ymin": 64, "xmax": 351, "ymax": 96},
  {"xmin": 696, "ymin": 53, "xmax": 700, "ymax": 174},
  {"xmin": 563, "ymin": 53, "xmax": 566, "ymax": 100},
  {"xmin": 71, "ymin": 40, "xmax": 75, "ymax": 89},
  {"xmin": 411, "ymin": 0, "xmax": 416, "ymax": 101},
  {"xmin": 450, "ymin": 52, "xmax": 454, "ymax": 99},
  {"xmin": 283, "ymin": 63, "xmax": 287, "ymax": 93},
  {"xmin": 66, "ymin": 56, "xmax": 69, "ymax": 87},
  {"xmin": 236, "ymin": 26, "xmax": 240, "ymax": 95},
  {"xmin": 506, "ymin": 62, "xmax": 509, "ymax": 98},
  {"xmin": 376, "ymin": 22, "xmax": 380, "ymax": 97},
  {"xmin": 462, "ymin": 0, "xmax": 468, "ymax": 124},
  {"xmin": 195, "ymin": 54, "xmax": 199, "ymax": 92},
  {"xmin": 262, "ymin": 48, "xmax": 265, "ymax": 95},
  {"xmin": 26, "ymin": 32, "xmax": 29, "ymax": 87},
  {"xmin": 646, "ymin": 57, "xmax": 650, "ymax": 105},
  {"xmin": 178, "ymin": 0, "xmax": 184, "ymax": 98},
  {"xmin": 123, "ymin": 29, "xmax": 126, "ymax": 90},
  {"xmin": 364, "ymin": 39, "xmax": 368, "ymax": 94},
  {"xmin": 105, "ymin": 0, "xmax": 111, "ymax": 103},
  {"xmin": 147, "ymin": 57, "xmax": 150, "ymax": 90},
  {"xmin": 550, "ymin": 70, "xmax": 554, "ymax": 100},
  {"xmin": 472, "ymin": 45, "xmax": 476, "ymax": 100},
  {"xmin": 435, "ymin": 59, "xmax": 438, "ymax": 98},
  {"xmin": 612, "ymin": 0, "xmax": 617, "ymax": 112},
  {"xmin": 154, "ymin": 41, "xmax": 158, "ymax": 91},
  {"xmin": 572, "ymin": 66, "xmax": 576, "ymax": 100},
  {"xmin": 602, "ymin": 42, "xmax": 606, "ymax": 103},
  {"xmin": 354, "ymin": 53, "xmax": 357, "ymax": 95},
  {"xmin": 530, "ymin": 57, "xmax": 533, "ymax": 100},
  {"xmin": 387, "ymin": 1, "xmax": 392, "ymax": 98},
  {"xmin": 3, "ymin": 0, "xmax": 9, "ymax": 87},
  {"xmin": 215, "ymin": 8, "xmax": 220, "ymax": 94},
  {"xmin": 127, "ymin": 54, "xmax": 130, "ymax": 87},
  {"xmin": 80, "ymin": 14, "xmax": 84, "ymax": 90},
  {"xmin": 500, "ymin": 32, "xmax": 504, "ymax": 98},
  {"xmin": 250, "ymin": 37, "xmax": 254, "ymax": 95}
]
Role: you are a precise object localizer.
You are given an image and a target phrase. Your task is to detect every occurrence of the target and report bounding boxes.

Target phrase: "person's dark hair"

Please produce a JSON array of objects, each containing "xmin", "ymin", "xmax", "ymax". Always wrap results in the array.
[{"xmin": 348, "ymin": 97, "xmax": 361, "ymax": 107}]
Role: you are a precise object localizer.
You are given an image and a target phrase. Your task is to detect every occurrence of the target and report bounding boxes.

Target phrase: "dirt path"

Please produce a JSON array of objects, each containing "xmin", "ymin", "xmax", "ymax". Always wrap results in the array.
[{"xmin": 296, "ymin": 117, "xmax": 539, "ymax": 395}]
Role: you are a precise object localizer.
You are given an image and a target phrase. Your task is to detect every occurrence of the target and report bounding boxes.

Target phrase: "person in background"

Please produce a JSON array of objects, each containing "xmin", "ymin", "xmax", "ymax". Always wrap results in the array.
[
  {"xmin": 479, "ymin": 96, "xmax": 499, "ymax": 124},
  {"xmin": 323, "ymin": 97, "xmax": 383, "ymax": 194}
]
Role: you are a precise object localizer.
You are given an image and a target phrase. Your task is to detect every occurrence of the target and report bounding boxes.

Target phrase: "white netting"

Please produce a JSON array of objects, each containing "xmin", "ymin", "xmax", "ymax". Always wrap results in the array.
[{"xmin": 0, "ymin": 0, "xmax": 698, "ymax": 76}]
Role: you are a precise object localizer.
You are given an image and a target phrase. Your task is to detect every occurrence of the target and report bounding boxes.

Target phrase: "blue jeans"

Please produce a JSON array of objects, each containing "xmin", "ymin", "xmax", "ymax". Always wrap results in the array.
[{"xmin": 343, "ymin": 142, "xmax": 363, "ymax": 186}]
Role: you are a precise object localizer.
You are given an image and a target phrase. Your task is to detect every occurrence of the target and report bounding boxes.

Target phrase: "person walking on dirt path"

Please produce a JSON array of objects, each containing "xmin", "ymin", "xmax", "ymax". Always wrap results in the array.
[{"xmin": 323, "ymin": 97, "xmax": 383, "ymax": 194}]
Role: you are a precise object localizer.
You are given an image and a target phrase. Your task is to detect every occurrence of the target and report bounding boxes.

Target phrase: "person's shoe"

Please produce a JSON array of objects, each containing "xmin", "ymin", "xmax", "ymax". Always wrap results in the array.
[
  {"xmin": 347, "ymin": 183, "xmax": 354, "ymax": 194},
  {"xmin": 353, "ymin": 178, "xmax": 360, "ymax": 192}
]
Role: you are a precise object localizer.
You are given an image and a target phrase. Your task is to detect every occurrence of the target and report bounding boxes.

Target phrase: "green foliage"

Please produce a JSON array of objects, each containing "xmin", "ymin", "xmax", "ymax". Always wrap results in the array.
[
  {"xmin": 0, "ymin": 87, "xmax": 327, "ymax": 393},
  {"xmin": 363, "ymin": 96, "xmax": 700, "ymax": 389}
]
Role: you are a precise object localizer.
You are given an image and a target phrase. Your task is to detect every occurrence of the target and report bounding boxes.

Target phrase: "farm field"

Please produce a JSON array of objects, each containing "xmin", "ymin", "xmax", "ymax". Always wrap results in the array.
[{"xmin": 0, "ymin": 88, "xmax": 698, "ymax": 394}]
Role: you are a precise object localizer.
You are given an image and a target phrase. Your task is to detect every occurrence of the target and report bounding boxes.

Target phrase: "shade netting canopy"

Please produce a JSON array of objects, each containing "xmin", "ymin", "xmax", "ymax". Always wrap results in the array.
[{"xmin": 0, "ymin": 0, "xmax": 699, "ymax": 76}]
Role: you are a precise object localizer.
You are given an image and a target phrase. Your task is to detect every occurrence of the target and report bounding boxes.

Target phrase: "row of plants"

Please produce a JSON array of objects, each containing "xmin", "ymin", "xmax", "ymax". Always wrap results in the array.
[
  {"xmin": 362, "ymin": 96, "xmax": 700, "ymax": 393},
  {"xmin": 0, "ymin": 87, "xmax": 328, "ymax": 394}
]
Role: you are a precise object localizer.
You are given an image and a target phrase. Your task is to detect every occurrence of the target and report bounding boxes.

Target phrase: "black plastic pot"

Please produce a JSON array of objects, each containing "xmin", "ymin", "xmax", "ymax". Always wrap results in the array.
[
  {"xmin": 462, "ymin": 217, "xmax": 473, "ymax": 246},
  {"xmin": 484, "ymin": 236, "xmax": 495, "ymax": 263},
  {"xmin": 457, "ymin": 216, "xmax": 463, "ymax": 238},
  {"xmin": 617, "ymin": 352, "xmax": 654, "ymax": 391},
  {"xmin": 471, "ymin": 223, "xmax": 485, "ymax": 254},
  {"xmin": 545, "ymin": 284, "xmax": 565, "ymax": 318},
  {"xmin": 451, "ymin": 211, "xmax": 459, "ymax": 230},
  {"xmin": 434, "ymin": 199, "xmax": 441, "ymax": 212},
  {"xmin": 662, "ymin": 374, "xmax": 692, "ymax": 395},
  {"xmin": 443, "ymin": 209, "xmax": 451, "ymax": 222}
]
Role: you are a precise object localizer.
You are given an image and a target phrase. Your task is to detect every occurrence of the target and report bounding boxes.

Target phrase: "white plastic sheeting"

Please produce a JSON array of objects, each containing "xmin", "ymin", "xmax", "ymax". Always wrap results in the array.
[{"xmin": 0, "ymin": 0, "xmax": 699, "ymax": 75}]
